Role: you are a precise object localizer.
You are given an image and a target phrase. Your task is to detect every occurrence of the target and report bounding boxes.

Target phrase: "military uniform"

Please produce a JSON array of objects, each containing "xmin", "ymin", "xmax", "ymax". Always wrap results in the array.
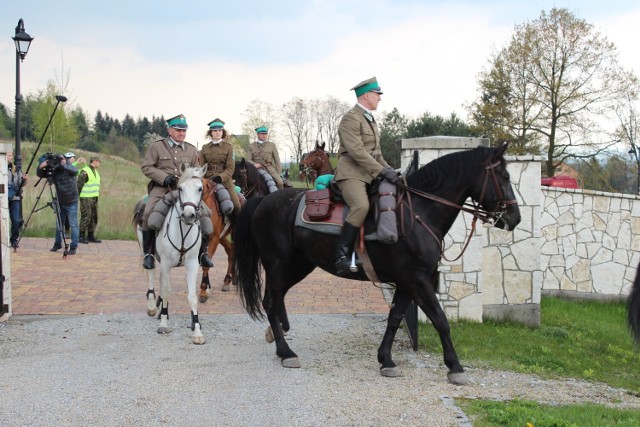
[
  {"xmin": 335, "ymin": 104, "xmax": 390, "ymax": 226},
  {"xmin": 78, "ymin": 159, "xmax": 101, "ymax": 243},
  {"xmin": 333, "ymin": 77, "xmax": 396, "ymax": 277},
  {"xmin": 247, "ymin": 137, "xmax": 283, "ymax": 189},
  {"xmin": 141, "ymin": 137, "xmax": 199, "ymax": 229},
  {"xmin": 199, "ymin": 140, "xmax": 241, "ymax": 214}
]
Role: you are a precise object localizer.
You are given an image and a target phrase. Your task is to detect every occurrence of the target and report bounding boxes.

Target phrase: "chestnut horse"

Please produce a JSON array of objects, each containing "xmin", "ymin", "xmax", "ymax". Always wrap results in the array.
[{"xmin": 299, "ymin": 142, "xmax": 334, "ymax": 187}]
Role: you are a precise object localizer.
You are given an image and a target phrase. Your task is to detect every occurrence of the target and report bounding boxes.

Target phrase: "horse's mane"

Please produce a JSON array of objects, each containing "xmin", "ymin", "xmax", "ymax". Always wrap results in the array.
[{"xmin": 405, "ymin": 146, "xmax": 499, "ymax": 193}]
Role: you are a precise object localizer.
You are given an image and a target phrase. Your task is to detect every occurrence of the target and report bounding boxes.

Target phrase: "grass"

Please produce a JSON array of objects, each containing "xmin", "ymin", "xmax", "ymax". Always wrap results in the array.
[
  {"xmin": 458, "ymin": 398, "xmax": 640, "ymax": 427},
  {"xmin": 418, "ymin": 296, "xmax": 640, "ymax": 425}
]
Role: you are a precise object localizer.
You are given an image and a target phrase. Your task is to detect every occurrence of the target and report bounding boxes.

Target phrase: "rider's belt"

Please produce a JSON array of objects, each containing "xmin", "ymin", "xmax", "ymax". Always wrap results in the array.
[{"xmin": 209, "ymin": 165, "xmax": 224, "ymax": 171}]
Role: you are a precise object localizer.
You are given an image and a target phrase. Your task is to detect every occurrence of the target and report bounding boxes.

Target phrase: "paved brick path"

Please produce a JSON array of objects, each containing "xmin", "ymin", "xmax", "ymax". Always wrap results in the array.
[{"xmin": 8, "ymin": 237, "xmax": 389, "ymax": 316}]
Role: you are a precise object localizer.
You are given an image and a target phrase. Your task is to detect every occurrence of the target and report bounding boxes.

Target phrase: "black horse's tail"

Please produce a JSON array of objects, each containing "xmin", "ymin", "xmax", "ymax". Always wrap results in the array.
[
  {"xmin": 233, "ymin": 196, "xmax": 266, "ymax": 320},
  {"xmin": 628, "ymin": 262, "xmax": 640, "ymax": 346}
]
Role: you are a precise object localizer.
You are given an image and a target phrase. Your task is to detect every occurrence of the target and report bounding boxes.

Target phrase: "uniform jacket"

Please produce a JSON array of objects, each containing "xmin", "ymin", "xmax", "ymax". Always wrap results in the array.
[
  {"xmin": 141, "ymin": 137, "xmax": 199, "ymax": 191},
  {"xmin": 247, "ymin": 141, "xmax": 282, "ymax": 178},
  {"xmin": 198, "ymin": 140, "xmax": 235, "ymax": 186},
  {"xmin": 334, "ymin": 104, "xmax": 390, "ymax": 183}
]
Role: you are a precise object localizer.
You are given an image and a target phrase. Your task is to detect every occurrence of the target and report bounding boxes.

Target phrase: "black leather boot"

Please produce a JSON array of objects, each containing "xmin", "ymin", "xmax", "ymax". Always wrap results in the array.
[
  {"xmin": 335, "ymin": 222, "xmax": 362, "ymax": 277},
  {"xmin": 142, "ymin": 229, "xmax": 155, "ymax": 270},
  {"xmin": 199, "ymin": 233, "xmax": 214, "ymax": 267},
  {"xmin": 88, "ymin": 233, "xmax": 102, "ymax": 243},
  {"xmin": 79, "ymin": 233, "xmax": 89, "ymax": 244}
]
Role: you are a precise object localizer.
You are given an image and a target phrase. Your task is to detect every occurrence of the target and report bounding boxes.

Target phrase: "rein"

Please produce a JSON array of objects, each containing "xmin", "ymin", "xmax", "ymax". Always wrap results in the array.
[
  {"xmin": 164, "ymin": 177, "xmax": 203, "ymax": 265},
  {"xmin": 396, "ymin": 159, "xmax": 517, "ymax": 262}
]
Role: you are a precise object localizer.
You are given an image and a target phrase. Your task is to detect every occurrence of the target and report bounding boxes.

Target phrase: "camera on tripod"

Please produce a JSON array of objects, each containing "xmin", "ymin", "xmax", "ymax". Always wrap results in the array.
[{"xmin": 39, "ymin": 152, "xmax": 65, "ymax": 177}]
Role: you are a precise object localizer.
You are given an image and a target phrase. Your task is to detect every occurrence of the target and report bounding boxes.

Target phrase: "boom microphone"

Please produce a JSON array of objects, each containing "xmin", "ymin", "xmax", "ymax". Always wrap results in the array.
[{"xmin": 55, "ymin": 95, "xmax": 67, "ymax": 102}]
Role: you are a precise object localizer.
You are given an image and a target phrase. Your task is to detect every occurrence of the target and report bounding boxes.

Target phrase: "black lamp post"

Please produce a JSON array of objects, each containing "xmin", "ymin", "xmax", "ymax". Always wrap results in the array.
[
  {"xmin": 13, "ymin": 18, "xmax": 33, "ymax": 174},
  {"xmin": 629, "ymin": 146, "xmax": 640, "ymax": 195}
]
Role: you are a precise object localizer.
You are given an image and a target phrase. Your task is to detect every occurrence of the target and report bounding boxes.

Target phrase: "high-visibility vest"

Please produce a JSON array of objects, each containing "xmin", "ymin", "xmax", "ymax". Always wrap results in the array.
[{"xmin": 79, "ymin": 166, "xmax": 101, "ymax": 198}]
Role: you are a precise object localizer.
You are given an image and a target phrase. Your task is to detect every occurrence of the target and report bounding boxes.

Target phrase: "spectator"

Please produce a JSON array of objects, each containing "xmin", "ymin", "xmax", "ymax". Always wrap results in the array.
[
  {"xmin": 37, "ymin": 153, "xmax": 79, "ymax": 255},
  {"xmin": 7, "ymin": 152, "xmax": 27, "ymax": 249},
  {"xmin": 78, "ymin": 157, "xmax": 102, "ymax": 243}
]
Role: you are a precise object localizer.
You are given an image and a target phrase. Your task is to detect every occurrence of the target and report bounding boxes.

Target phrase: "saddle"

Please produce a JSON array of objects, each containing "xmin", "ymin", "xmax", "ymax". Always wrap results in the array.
[{"xmin": 299, "ymin": 179, "xmax": 398, "ymax": 244}]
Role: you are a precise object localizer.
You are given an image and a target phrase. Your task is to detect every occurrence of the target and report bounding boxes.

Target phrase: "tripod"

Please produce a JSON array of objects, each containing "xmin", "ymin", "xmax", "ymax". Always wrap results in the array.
[{"xmin": 18, "ymin": 175, "xmax": 69, "ymax": 257}]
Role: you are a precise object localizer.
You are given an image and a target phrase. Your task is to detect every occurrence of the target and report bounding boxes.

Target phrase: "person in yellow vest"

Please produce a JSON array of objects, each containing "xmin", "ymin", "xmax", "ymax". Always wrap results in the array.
[{"xmin": 77, "ymin": 157, "xmax": 102, "ymax": 243}]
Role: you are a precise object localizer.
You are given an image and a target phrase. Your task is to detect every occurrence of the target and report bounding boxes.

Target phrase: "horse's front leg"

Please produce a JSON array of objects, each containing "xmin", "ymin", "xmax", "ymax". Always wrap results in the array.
[
  {"xmin": 378, "ymin": 288, "xmax": 412, "ymax": 377},
  {"xmin": 415, "ymin": 282, "xmax": 468, "ymax": 385},
  {"xmin": 157, "ymin": 262, "xmax": 171, "ymax": 334},
  {"xmin": 187, "ymin": 257, "xmax": 205, "ymax": 345},
  {"xmin": 146, "ymin": 267, "xmax": 157, "ymax": 317}
]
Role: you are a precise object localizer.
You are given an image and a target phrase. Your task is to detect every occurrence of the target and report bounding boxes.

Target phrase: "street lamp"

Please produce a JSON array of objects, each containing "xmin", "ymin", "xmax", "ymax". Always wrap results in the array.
[
  {"xmin": 13, "ymin": 18, "xmax": 33, "ymax": 173},
  {"xmin": 629, "ymin": 147, "xmax": 640, "ymax": 195}
]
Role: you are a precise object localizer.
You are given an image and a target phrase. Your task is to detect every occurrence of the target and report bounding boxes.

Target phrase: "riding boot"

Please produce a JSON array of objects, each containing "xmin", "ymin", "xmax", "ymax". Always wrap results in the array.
[
  {"xmin": 335, "ymin": 222, "xmax": 362, "ymax": 277},
  {"xmin": 199, "ymin": 233, "xmax": 214, "ymax": 267},
  {"xmin": 79, "ymin": 233, "xmax": 89, "ymax": 244},
  {"xmin": 142, "ymin": 229, "xmax": 156, "ymax": 270}
]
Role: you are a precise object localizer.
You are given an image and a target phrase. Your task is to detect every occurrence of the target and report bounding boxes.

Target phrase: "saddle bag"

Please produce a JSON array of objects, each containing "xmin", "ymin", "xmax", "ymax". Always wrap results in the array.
[{"xmin": 305, "ymin": 189, "xmax": 332, "ymax": 221}]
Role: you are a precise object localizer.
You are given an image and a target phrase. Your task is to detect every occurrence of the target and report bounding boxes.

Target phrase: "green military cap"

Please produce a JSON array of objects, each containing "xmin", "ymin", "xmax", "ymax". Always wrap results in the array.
[
  {"xmin": 166, "ymin": 114, "xmax": 188, "ymax": 129},
  {"xmin": 351, "ymin": 77, "xmax": 383, "ymax": 97},
  {"xmin": 255, "ymin": 125, "xmax": 269, "ymax": 134},
  {"xmin": 208, "ymin": 118, "xmax": 225, "ymax": 129}
]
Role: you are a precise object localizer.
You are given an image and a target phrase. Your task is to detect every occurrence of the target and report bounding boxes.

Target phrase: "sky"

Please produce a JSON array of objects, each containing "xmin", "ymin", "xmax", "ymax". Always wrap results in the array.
[{"xmin": 2, "ymin": 0, "xmax": 640, "ymax": 156}]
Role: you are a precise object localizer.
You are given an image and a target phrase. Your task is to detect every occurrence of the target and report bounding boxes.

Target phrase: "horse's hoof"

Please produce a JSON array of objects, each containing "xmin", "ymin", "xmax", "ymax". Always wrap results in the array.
[
  {"xmin": 192, "ymin": 336, "xmax": 206, "ymax": 345},
  {"xmin": 447, "ymin": 372, "xmax": 470, "ymax": 385},
  {"xmin": 282, "ymin": 357, "xmax": 301, "ymax": 368},
  {"xmin": 265, "ymin": 326, "xmax": 274, "ymax": 343},
  {"xmin": 380, "ymin": 366, "xmax": 402, "ymax": 377},
  {"xmin": 147, "ymin": 308, "xmax": 157, "ymax": 317},
  {"xmin": 198, "ymin": 294, "xmax": 208, "ymax": 303},
  {"xmin": 221, "ymin": 283, "xmax": 230, "ymax": 292},
  {"xmin": 157, "ymin": 327, "xmax": 170, "ymax": 334}
]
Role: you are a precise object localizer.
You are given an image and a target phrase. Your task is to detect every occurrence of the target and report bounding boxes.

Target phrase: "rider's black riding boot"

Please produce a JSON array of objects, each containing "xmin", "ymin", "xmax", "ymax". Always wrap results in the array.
[
  {"xmin": 335, "ymin": 222, "xmax": 362, "ymax": 277},
  {"xmin": 142, "ymin": 229, "xmax": 155, "ymax": 270},
  {"xmin": 199, "ymin": 233, "xmax": 214, "ymax": 267}
]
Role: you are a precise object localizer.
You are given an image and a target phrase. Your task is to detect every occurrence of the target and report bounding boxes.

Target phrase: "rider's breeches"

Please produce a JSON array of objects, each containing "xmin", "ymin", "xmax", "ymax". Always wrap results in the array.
[{"xmin": 337, "ymin": 179, "xmax": 369, "ymax": 227}]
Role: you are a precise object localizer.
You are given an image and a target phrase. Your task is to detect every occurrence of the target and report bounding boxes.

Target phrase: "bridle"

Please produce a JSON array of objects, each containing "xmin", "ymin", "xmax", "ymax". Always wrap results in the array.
[
  {"xmin": 236, "ymin": 166, "xmax": 257, "ymax": 198},
  {"xmin": 396, "ymin": 158, "xmax": 518, "ymax": 261},
  {"xmin": 164, "ymin": 177, "xmax": 203, "ymax": 265}
]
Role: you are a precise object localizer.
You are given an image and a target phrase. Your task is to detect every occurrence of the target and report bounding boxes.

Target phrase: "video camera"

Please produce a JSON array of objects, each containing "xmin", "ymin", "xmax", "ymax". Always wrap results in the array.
[{"xmin": 39, "ymin": 152, "xmax": 66, "ymax": 176}]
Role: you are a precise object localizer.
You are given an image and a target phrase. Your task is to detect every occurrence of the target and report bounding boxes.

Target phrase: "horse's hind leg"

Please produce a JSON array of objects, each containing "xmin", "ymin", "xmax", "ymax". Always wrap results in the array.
[
  {"xmin": 146, "ymin": 268, "xmax": 157, "ymax": 317},
  {"xmin": 221, "ymin": 236, "xmax": 234, "ymax": 292},
  {"xmin": 157, "ymin": 264, "xmax": 171, "ymax": 334},
  {"xmin": 199, "ymin": 267, "xmax": 210, "ymax": 303},
  {"xmin": 187, "ymin": 258, "xmax": 205, "ymax": 345},
  {"xmin": 263, "ymin": 277, "xmax": 299, "ymax": 368},
  {"xmin": 377, "ymin": 289, "xmax": 412, "ymax": 377}
]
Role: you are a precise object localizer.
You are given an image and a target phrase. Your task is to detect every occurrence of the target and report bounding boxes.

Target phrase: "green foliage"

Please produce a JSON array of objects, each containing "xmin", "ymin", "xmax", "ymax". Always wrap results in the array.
[
  {"xmin": 460, "ymin": 398, "xmax": 640, "ymax": 427},
  {"xmin": 419, "ymin": 296, "xmax": 640, "ymax": 392}
]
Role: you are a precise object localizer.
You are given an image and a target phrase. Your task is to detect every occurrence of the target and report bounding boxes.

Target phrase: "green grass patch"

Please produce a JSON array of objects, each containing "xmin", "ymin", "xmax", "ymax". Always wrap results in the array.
[
  {"xmin": 459, "ymin": 398, "xmax": 640, "ymax": 427},
  {"xmin": 419, "ymin": 296, "xmax": 640, "ymax": 392}
]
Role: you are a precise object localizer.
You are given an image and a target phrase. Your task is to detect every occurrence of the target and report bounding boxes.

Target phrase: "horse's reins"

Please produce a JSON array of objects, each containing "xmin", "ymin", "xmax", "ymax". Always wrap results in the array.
[
  {"xmin": 164, "ymin": 177, "xmax": 203, "ymax": 265},
  {"xmin": 238, "ymin": 167, "xmax": 259, "ymax": 198},
  {"xmin": 396, "ymin": 159, "xmax": 517, "ymax": 262}
]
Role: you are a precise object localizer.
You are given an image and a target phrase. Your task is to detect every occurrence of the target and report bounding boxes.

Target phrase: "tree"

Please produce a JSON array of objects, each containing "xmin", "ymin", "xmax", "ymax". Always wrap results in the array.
[
  {"xmin": 379, "ymin": 108, "xmax": 409, "ymax": 168},
  {"xmin": 469, "ymin": 8, "xmax": 639, "ymax": 176},
  {"xmin": 315, "ymin": 96, "xmax": 350, "ymax": 155},
  {"xmin": 281, "ymin": 97, "xmax": 313, "ymax": 164},
  {"xmin": 241, "ymin": 99, "xmax": 279, "ymax": 156},
  {"xmin": 614, "ymin": 95, "xmax": 640, "ymax": 194}
]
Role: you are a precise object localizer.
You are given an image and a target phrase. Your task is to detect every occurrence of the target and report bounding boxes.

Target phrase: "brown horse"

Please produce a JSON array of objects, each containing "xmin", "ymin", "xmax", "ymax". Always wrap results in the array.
[
  {"xmin": 299, "ymin": 141, "xmax": 334, "ymax": 187},
  {"xmin": 198, "ymin": 179, "xmax": 234, "ymax": 300}
]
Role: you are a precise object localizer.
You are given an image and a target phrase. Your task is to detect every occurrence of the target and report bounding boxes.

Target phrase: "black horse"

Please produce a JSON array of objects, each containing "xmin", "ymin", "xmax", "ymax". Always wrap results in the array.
[
  {"xmin": 233, "ymin": 144, "xmax": 521, "ymax": 384},
  {"xmin": 233, "ymin": 158, "xmax": 270, "ymax": 199},
  {"xmin": 627, "ymin": 262, "xmax": 640, "ymax": 346}
]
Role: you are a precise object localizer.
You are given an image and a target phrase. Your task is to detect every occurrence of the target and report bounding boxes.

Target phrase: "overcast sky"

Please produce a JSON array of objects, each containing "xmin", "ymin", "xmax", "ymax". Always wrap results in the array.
[{"xmin": 1, "ymin": 0, "xmax": 640, "ymax": 154}]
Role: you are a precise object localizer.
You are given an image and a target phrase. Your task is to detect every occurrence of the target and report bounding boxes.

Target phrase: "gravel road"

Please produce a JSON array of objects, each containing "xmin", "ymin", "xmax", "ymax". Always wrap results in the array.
[{"xmin": 1, "ymin": 313, "xmax": 638, "ymax": 426}]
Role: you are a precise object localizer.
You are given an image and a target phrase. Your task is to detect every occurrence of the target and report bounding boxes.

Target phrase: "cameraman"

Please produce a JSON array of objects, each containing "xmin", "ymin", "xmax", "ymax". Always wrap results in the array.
[{"xmin": 37, "ymin": 153, "xmax": 80, "ymax": 255}]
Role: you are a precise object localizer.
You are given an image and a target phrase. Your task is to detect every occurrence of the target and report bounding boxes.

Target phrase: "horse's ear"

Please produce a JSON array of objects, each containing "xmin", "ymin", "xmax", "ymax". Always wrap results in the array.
[
  {"xmin": 181, "ymin": 163, "xmax": 187, "ymax": 173},
  {"xmin": 201, "ymin": 164, "xmax": 208, "ymax": 176},
  {"xmin": 320, "ymin": 142, "xmax": 325, "ymax": 151},
  {"xmin": 240, "ymin": 158, "xmax": 246, "ymax": 167},
  {"xmin": 494, "ymin": 142, "xmax": 509, "ymax": 158}
]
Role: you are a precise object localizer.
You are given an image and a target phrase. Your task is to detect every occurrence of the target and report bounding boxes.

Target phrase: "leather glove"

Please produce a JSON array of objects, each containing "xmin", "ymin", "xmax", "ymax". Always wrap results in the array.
[
  {"xmin": 379, "ymin": 167, "xmax": 400, "ymax": 184},
  {"xmin": 163, "ymin": 175, "xmax": 178, "ymax": 188},
  {"xmin": 212, "ymin": 176, "xmax": 222, "ymax": 184}
]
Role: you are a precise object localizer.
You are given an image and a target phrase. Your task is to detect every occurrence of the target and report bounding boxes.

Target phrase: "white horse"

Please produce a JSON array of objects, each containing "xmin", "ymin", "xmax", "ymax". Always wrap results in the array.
[{"xmin": 134, "ymin": 165, "xmax": 209, "ymax": 344}]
